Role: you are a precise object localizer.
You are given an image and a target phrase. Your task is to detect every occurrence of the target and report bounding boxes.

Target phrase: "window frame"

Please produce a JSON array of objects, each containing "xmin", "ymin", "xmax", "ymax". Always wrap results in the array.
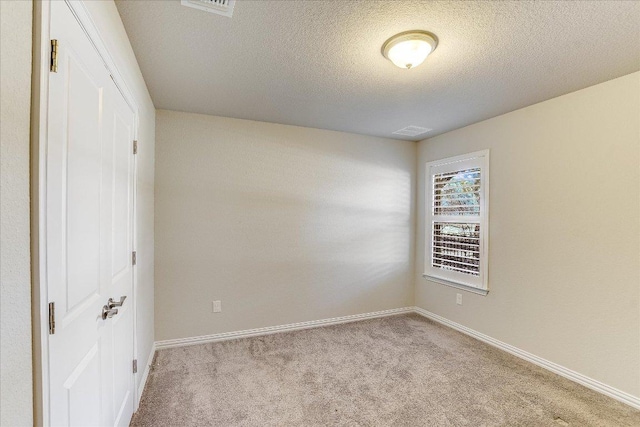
[{"xmin": 423, "ymin": 150, "xmax": 490, "ymax": 295}]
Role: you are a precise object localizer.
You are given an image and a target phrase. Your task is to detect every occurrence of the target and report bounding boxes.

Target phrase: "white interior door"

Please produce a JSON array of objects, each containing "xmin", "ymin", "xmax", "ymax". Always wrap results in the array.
[
  {"xmin": 107, "ymin": 56, "xmax": 136, "ymax": 427},
  {"xmin": 47, "ymin": 1, "xmax": 136, "ymax": 425}
]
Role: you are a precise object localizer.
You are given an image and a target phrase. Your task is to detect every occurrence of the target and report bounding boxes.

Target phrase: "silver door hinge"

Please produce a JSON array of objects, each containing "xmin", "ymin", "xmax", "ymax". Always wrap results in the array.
[
  {"xmin": 50, "ymin": 40, "xmax": 58, "ymax": 73},
  {"xmin": 49, "ymin": 302, "xmax": 56, "ymax": 334},
  {"xmin": 132, "ymin": 251, "xmax": 137, "ymax": 266},
  {"xmin": 133, "ymin": 359, "xmax": 138, "ymax": 374},
  {"xmin": 133, "ymin": 140, "xmax": 138, "ymax": 155}
]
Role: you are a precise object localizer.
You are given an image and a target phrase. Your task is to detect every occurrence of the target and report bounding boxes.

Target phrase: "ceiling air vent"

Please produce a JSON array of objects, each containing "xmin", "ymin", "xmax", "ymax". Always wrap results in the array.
[
  {"xmin": 392, "ymin": 126, "xmax": 432, "ymax": 137},
  {"xmin": 181, "ymin": 0, "xmax": 236, "ymax": 18}
]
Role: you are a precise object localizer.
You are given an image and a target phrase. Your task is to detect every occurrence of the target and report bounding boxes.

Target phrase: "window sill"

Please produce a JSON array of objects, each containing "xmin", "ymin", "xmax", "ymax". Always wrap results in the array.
[{"xmin": 422, "ymin": 274, "xmax": 489, "ymax": 296}]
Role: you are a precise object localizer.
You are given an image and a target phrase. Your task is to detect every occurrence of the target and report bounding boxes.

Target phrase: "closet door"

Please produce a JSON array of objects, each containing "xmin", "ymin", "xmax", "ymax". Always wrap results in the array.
[
  {"xmin": 47, "ymin": 1, "xmax": 135, "ymax": 425},
  {"xmin": 105, "ymin": 63, "xmax": 136, "ymax": 427}
]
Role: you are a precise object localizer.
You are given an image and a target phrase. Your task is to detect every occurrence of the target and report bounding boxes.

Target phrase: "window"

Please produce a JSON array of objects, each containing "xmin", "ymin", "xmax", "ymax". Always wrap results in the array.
[{"xmin": 424, "ymin": 150, "xmax": 489, "ymax": 295}]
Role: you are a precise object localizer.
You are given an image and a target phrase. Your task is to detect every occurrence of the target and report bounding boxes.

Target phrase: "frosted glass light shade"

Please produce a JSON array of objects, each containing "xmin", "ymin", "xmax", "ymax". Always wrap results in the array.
[{"xmin": 382, "ymin": 31, "xmax": 438, "ymax": 69}]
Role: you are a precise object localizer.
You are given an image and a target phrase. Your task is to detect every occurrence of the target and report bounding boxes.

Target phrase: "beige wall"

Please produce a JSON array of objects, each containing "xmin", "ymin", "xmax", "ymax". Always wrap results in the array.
[
  {"xmin": 415, "ymin": 72, "xmax": 640, "ymax": 397},
  {"xmin": 0, "ymin": 0, "xmax": 34, "ymax": 425},
  {"xmin": 155, "ymin": 110, "xmax": 416, "ymax": 341}
]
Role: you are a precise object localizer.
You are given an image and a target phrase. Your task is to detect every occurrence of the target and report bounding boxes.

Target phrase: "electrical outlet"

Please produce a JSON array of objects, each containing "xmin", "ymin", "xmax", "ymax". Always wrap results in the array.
[
  {"xmin": 456, "ymin": 293, "xmax": 463, "ymax": 305},
  {"xmin": 212, "ymin": 300, "xmax": 222, "ymax": 313}
]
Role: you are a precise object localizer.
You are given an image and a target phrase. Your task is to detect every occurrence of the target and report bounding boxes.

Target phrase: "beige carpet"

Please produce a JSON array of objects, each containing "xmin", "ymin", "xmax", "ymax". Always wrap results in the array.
[{"xmin": 132, "ymin": 314, "xmax": 639, "ymax": 426}]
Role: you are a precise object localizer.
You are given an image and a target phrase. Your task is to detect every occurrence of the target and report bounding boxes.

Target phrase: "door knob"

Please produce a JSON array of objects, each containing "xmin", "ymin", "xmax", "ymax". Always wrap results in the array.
[
  {"xmin": 108, "ymin": 296, "xmax": 126, "ymax": 309},
  {"xmin": 102, "ymin": 305, "xmax": 118, "ymax": 320}
]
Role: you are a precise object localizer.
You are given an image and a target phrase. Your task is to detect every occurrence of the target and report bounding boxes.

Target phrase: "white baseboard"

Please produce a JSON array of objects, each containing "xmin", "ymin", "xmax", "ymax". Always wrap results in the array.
[
  {"xmin": 412, "ymin": 306, "xmax": 640, "ymax": 410},
  {"xmin": 154, "ymin": 307, "xmax": 413, "ymax": 350},
  {"xmin": 150, "ymin": 305, "xmax": 639, "ymax": 410},
  {"xmin": 135, "ymin": 342, "xmax": 156, "ymax": 407}
]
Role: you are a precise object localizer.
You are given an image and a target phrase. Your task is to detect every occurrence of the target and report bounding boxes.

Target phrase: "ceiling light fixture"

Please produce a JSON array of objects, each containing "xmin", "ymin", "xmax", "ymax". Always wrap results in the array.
[{"xmin": 381, "ymin": 30, "xmax": 438, "ymax": 69}]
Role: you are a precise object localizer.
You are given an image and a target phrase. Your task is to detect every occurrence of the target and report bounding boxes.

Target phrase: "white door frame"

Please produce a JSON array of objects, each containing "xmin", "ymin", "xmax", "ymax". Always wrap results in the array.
[{"xmin": 31, "ymin": 1, "xmax": 141, "ymax": 425}]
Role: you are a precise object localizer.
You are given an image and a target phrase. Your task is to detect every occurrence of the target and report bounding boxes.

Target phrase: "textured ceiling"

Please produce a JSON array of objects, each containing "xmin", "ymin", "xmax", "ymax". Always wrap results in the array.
[{"xmin": 115, "ymin": 0, "xmax": 640, "ymax": 141}]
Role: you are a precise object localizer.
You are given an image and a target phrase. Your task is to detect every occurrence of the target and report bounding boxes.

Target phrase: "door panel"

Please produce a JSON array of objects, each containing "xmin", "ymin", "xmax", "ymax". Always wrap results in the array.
[
  {"xmin": 48, "ymin": 2, "xmax": 113, "ymax": 425},
  {"xmin": 65, "ymin": 49, "xmax": 103, "ymax": 311},
  {"xmin": 65, "ymin": 344, "xmax": 102, "ymax": 426},
  {"xmin": 112, "ymin": 307, "xmax": 134, "ymax": 427},
  {"xmin": 112, "ymin": 110, "xmax": 133, "ymax": 278},
  {"xmin": 47, "ymin": 2, "xmax": 136, "ymax": 426},
  {"xmin": 108, "ymin": 66, "xmax": 136, "ymax": 427}
]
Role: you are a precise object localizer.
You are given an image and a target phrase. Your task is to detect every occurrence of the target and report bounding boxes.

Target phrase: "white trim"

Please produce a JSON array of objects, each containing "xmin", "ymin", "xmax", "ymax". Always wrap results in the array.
[
  {"xmin": 425, "ymin": 149, "xmax": 490, "ymax": 167},
  {"xmin": 136, "ymin": 342, "xmax": 156, "ymax": 405},
  {"xmin": 148, "ymin": 306, "xmax": 640, "ymax": 410},
  {"xmin": 31, "ymin": 1, "xmax": 52, "ymax": 425},
  {"xmin": 131, "ymin": 131, "xmax": 140, "ymax": 410},
  {"xmin": 155, "ymin": 307, "xmax": 413, "ymax": 349},
  {"xmin": 422, "ymin": 275, "xmax": 489, "ymax": 295},
  {"xmin": 412, "ymin": 307, "xmax": 640, "ymax": 410}
]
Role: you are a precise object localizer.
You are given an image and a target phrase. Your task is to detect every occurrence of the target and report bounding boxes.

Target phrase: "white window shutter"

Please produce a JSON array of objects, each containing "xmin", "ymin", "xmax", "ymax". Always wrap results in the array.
[{"xmin": 424, "ymin": 150, "xmax": 489, "ymax": 294}]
